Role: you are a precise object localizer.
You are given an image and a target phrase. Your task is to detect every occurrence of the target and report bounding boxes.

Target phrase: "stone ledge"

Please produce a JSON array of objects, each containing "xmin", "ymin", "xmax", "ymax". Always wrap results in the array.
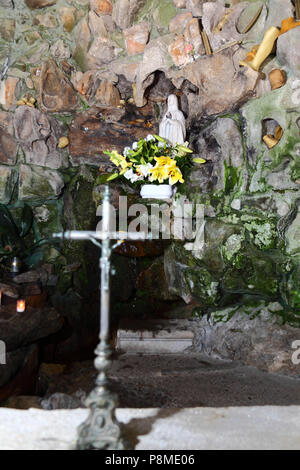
[
  {"xmin": 117, "ymin": 319, "xmax": 195, "ymax": 354},
  {"xmin": 1, "ymin": 406, "xmax": 300, "ymax": 450}
]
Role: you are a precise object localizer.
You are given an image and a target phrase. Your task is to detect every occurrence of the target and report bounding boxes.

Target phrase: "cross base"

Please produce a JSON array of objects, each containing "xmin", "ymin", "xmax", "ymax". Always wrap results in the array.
[{"xmin": 77, "ymin": 387, "xmax": 129, "ymax": 450}]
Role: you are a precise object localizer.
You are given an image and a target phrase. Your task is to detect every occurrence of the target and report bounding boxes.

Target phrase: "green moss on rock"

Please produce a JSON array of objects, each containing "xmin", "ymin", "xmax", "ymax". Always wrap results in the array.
[{"xmin": 184, "ymin": 266, "xmax": 220, "ymax": 307}]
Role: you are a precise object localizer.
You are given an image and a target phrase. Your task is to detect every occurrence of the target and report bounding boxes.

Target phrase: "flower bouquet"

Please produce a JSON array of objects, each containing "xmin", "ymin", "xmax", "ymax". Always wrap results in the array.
[{"xmin": 104, "ymin": 134, "xmax": 205, "ymax": 199}]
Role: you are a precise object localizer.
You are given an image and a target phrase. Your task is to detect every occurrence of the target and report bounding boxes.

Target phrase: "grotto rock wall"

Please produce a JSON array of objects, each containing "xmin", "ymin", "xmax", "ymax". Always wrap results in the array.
[{"xmin": 0, "ymin": 0, "xmax": 299, "ymax": 367}]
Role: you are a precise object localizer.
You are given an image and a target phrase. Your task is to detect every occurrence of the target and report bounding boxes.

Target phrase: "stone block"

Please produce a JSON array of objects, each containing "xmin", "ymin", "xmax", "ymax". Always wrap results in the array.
[
  {"xmin": 18, "ymin": 164, "xmax": 64, "ymax": 201},
  {"xmin": 0, "ymin": 166, "xmax": 15, "ymax": 204},
  {"xmin": 117, "ymin": 319, "xmax": 194, "ymax": 353}
]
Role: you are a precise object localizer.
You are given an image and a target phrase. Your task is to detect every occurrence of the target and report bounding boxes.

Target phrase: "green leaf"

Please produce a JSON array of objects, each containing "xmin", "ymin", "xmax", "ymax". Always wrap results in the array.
[
  {"xmin": 0, "ymin": 204, "xmax": 20, "ymax": 240},
  {"xmin": 19, "ymin": 204, "xmax": 33, "ymax": 238},
  {"xmin": 107, "ymin": 173, "xmax": 120, "ymax": 181},
  {"xmin": 193, "ymin": 157, "xmax": 206, "ymax": 164},
  {"xmin": 95, "ymin": 174, "xmax": 111, "ymax": 184},
  {"xmin": 153, "ymin": 134, "xmax": 167, "ymax": 143}
]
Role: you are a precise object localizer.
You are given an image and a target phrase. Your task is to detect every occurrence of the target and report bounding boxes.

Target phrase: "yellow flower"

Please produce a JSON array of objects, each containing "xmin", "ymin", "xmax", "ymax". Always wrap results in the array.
[
  {"xmin": 148, "ymin": 165, "xmax": 169, "ymax": 183},
  {"xmin": 109, "ymin": 151, "xmax": 132, "ymax": 170},
  {"xmin": 168, "ymin": 166, "xmax": 184, "ymax": 185},
  {"xmin": 154, "ymin": 156, "xmax": 176, "ymax": 167}
]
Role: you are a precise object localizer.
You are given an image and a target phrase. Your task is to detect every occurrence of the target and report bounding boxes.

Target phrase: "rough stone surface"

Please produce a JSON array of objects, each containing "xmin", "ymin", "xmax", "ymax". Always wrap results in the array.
[
  {"xmin": 71, "ymin": 69, "xmax": 97, "ymax": 102},
  {"xmin": 170, "ymin": 48, "xmax": 260, "ymax": 118},
  {"xmin": 14, "ymin": 106, "xmax": 69, "ymax": 169},
  {"xmin": 0, "ymin": 77, "xmax": 19, "ymax": 111},
  {"xmin": 186, "ymin": 0, "xmax": 205, "ymax": 17},
  {"xmin": 0, "ymin": 166, "xmax": 15, "ymax": 204},
  {"xmin": 31, "ymin": 60, "xmax": 79, "ymax": 113},
  {"xmin": 0, "ymin": 348, "xmax": 29, "ymax": 389},
  {"xmin": 0, "ymin": 282, "xmax": 19, "ymax": 299},
  {"xmin": 194, "ymin": 302, "xmax": 300, "ymax": 377},
  {"xmin": 169, "ymin": 12, "xmax": 192, "ymax": 34},
  {"xmin": 285, "ymin": 208, "xmax": 300, "ymax": 255},
  {"xmin": 18, "ymin": 164, "xmax": 65, "ymax": 201},
  {"xmin": 88, "ymin": 10, "xmax": 109, "ymax": 38},
  {"xmin": 13, "ymin": 267, "xmax": 49, "ymax": 285},
  {"xmin": 41, "ymin": 392, "xmax": 85, "ymax": 410},
  {"xmin": 169, "ymin": 34, "xmax": 191, "ymax": 68},
  {"xmin": 50, "ymin": 40, "xmax": 71, "ymax": 59},
  {"xmin": 184, "ymin": 17, "xmax": 205, "ymax": 56},
  {"xmin": 87, "ymin": 36, "xmax": 120, "ymax": 68},
  {"xmin": 264, "ymin": 0, "xmax": 294, "ymax": 31},
  {"xmin": 164, "ymin": 245, "xmax": 195, "ymax": 304},
  {"xmin": 69, "ymin": 105, "xmax": 158, "ymax": 166},
  {"xmin": 28, "ymin": 352, "xmax": 300, "ymax": 408},
  {"xmin": 277, "ymin": 28, "xmax": 300, "ymax": 74},
  {"xmin": 202, "ymin": 2, "xmax": 245, "ymax": 51},
  {"xmin": 0, "ymin": 0, "xmax": 14, "ymax": 6},
  {"xmin": 193, "ymin": 116, "xmax": 244, "ymax": 191},
  {"xmin": 25, "ymin": 0, "xmax": 57, "ymax": 8},
  {"xmin": 123, "ymin": 21, "xmax": 151, "ymax": 56},
  {"xmin": 0, "ymin": 18, "xmax": 15, "ymax": 41},
  {"xmin": 72, "ymin": 18, "xmax": 92, "ymax": 71},
  {"xmin": 110, "ymin": 57, "xmax": 140, "ymax": 83},
  {"xmin": 90, "ymin": 0, "xmax": 113, "ymax": 15},
  {"xmin": 95, "ymin": 80, "xmax": 121, "ymax": 106},
  {"xmin": 33, "ymin": 13, "xmax": 57, "ymax": 28},
  {"xmin": 114, "ymin": 239, "xmax": 165, "ymax": 257},
  {"xmin": 112, "ymin": 0, "xmax": 147, "ymax": 30},
  {"xmin": 110, "ymin": 353, "xmax": 300, "ymax": 407},
  {"xmin": 0, "ymin": 345, "xmax": 39, "ymax": 404},
  {"xmin": 136, "ymin": 257, "xmax": 178, "ymax": 301},
  {"xmin": 58, "ymin": 7, "xmax": 77, "ymax": 33},
  {"xmin": 3, "ymin": 396, "xmax": 42, "ymax": 410},
  {"xmin": 0, "ymin": 305, "xmax": 62, "ymax": 352},
  {"xmin": 173, "ymin": 0, "xmax": 186, "ymax": 8},
  {"xmin": 0, "ymin": 111, "xmax": 18, "ymax": 165},
  {"xmin": 135, "ymin": 35, "xmax": 174, "ymax": 107}
]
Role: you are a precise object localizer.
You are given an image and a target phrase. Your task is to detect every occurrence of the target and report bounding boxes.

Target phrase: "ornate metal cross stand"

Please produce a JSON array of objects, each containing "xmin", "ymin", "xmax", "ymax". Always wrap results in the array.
[{"xmin": 54, "ymin": 186, "xmax": 148, "ymax": 450}]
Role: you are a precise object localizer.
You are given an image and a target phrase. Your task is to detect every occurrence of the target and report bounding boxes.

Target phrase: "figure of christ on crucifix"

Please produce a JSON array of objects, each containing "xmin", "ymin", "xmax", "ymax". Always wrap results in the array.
[{"xmin": 54, "ymin": 186, "xmax": 149, "ymax": 450}]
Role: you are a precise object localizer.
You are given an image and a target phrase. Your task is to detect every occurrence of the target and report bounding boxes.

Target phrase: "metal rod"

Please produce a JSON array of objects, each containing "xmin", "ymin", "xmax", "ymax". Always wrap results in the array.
[
  {"xmin": 53, "ymin": 230, "xmax": 148, "ymax": 241},
  {"xmin": 213, "ymin": 40, "xmax": 241, "ymax": 54},
  {"xmin": 100, "ymin": 186, "xmax": 111, "ymax": 341},
  {"xmin": 53, "ymin": 186, "xmax": 129, "ymax": 450}
]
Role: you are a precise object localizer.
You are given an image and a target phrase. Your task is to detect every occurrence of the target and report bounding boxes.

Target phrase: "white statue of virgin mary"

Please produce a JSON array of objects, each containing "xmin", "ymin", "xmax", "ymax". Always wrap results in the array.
[{"xmin": 159, "ymin": 94, "xmax": 186, "ymax": 146}]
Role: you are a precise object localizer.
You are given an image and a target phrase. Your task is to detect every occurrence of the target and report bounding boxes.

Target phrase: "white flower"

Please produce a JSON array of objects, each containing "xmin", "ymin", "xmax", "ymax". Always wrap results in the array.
[
  {"xmin": 146, "ymin": 134, "xmax": 155, "ymax": 142},
  {"xmin": 137, "ymin": 163, "xmax": 153, "ymax": 177},
  {"xmin": 132, "ymin": 142, "xmax": 138, "ymax": 150},
  {"xmin": 123, "ymin": 146, "xmax": 131, "ymax": 156},
  {"xmin": 158, "ymin": 141, "xmax": 165, "ymax": 149},
  {"xmin": 124, "ymin": 169, "xmax": 143, "ymax": 183}
]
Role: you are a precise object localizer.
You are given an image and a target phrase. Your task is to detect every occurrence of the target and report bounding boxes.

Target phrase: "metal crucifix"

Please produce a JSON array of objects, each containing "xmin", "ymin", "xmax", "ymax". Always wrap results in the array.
[{"xmin": 54, "ymin": 186, "xmax": 148, "ymax": 450}]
